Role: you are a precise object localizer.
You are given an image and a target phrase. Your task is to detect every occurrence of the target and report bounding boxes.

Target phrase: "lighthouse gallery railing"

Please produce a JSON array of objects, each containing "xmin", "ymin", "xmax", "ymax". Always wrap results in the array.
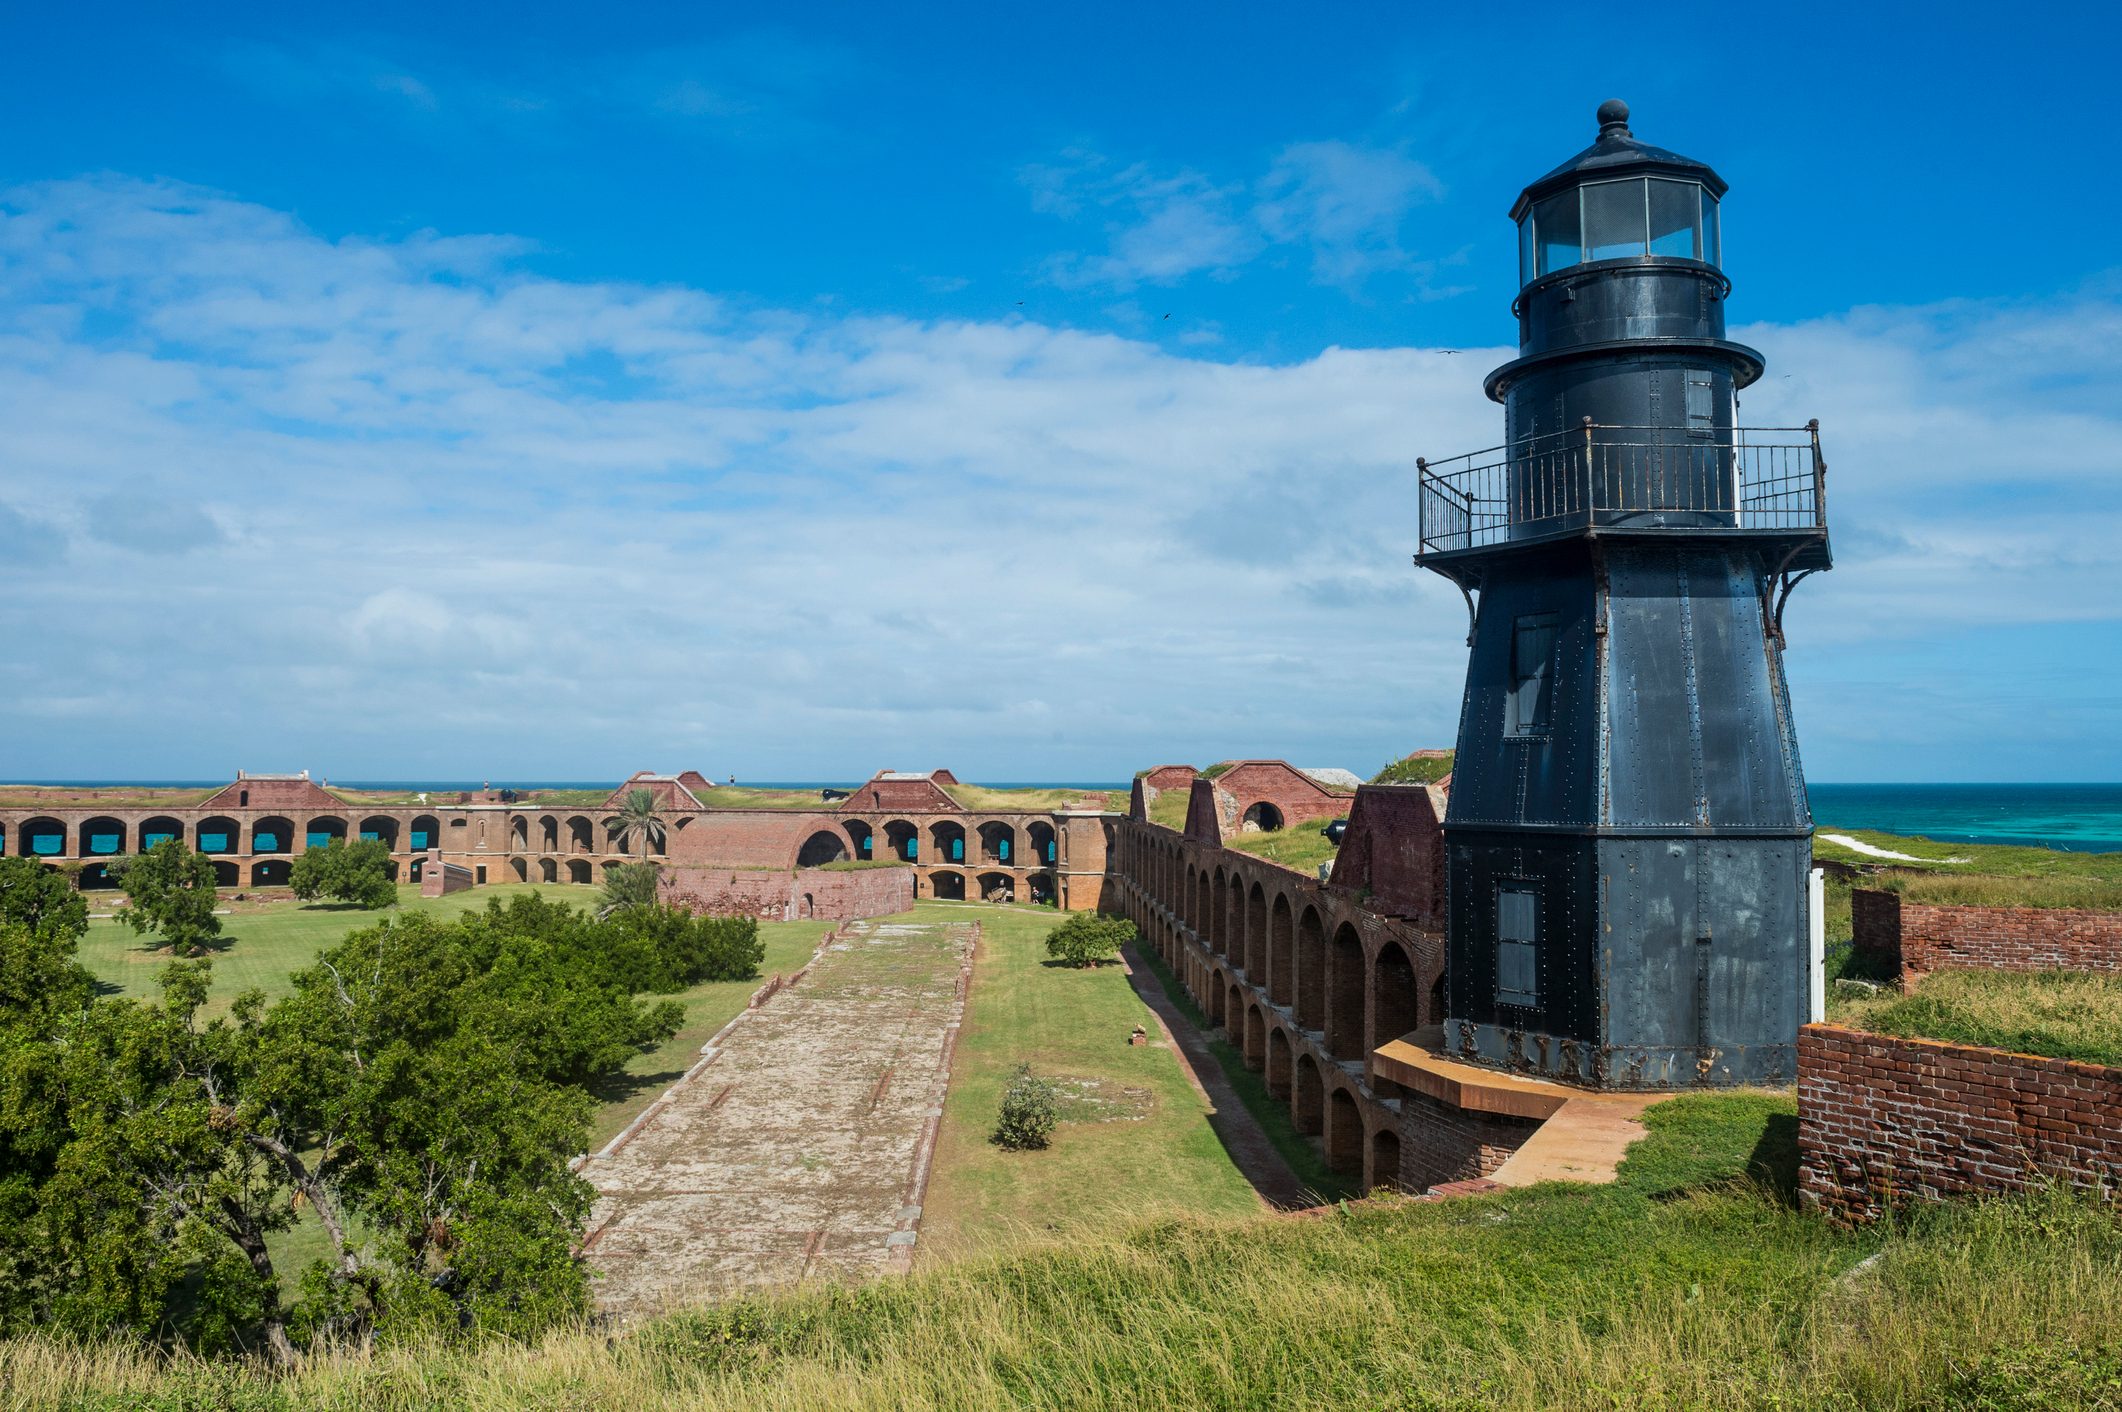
[{"xmin": 1416, "ymin": 421, "xmax": 1826, "ymax": 557}]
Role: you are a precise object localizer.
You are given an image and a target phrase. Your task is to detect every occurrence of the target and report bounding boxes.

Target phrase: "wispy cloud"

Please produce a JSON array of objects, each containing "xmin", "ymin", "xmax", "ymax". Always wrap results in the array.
[
  {"xmin": 0, "ymin": 177, "xmax": 2117, "ymax": 780},
  {"xmin": 1024, "ymin": 138, "xmax": 1450, "ymax": 292}
]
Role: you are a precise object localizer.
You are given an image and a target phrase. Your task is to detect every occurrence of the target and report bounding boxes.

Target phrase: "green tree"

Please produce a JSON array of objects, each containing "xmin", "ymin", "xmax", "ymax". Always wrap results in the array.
[
  {"xmin": 990, "ymin": 1064, "xmax": 1058, "ymax": 1151},
  {"xmin": 1044, "ymin": 912, "xmax": 1135, "ymax": 968},
  {"xmin": 598, "ymin": 859, "xmax": 662, "ymax": 917},
  {"xmin": 117, "ymin": 840, "xmax": 221, "ymax": 957},
  {"xmin": 606, "ymin": 787, "xmax": 668, "ymax": 859},
  {"xmin": 0, "ymin": 854, "xmax": 88, "ymax": 946},
  {"xmin": 289, "ymin": 838, "xmax": 396, "ymax": 908}
]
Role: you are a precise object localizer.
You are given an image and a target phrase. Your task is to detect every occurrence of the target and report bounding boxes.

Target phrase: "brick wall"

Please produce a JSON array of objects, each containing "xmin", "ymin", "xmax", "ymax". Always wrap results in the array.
[
  {"xmin": 1797, "ymin": 1022, "xmax": 2122, "ymax": 1224},
  {"xmin": 1852, "ymin": 889, "xmax": 2122, "ymax": 976},
  {"xmin": 419, "ymin": 851, "xmax": 473, "ymax": 897},
  {"xmin": 1398, "ymin": 1089, "xmax": 1539, "ymax": 1191},
  {"xmin": 1328, "ymin": 784, "xmax": 1448, "ymax": 928},
  {"xmin": 661, "ymin": 864, "xmax": 913, "ymax": 921},
  {"xmin": 1140, "ymin": 766, "xmax": 1197, "ymax": 792},
  {"xmin": 1211, "ymin": 761, "xmax": 1348, "ymax": 835}
]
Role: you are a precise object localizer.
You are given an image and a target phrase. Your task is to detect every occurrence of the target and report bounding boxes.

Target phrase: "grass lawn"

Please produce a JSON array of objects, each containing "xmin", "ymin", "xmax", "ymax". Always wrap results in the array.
[
  {"xmin": 917, "ymin": 900, "xmax": 1261, "ymax": 1256},
  {"xmin": 1146, "ymin": 787, "xmax": 1190, "ymax": 830},
  {"xmin": 946, "ymin": 784, "xmax": 1122, "ymax": 812},
  {"xmin": 29, "ymin": 1090, "xmax": 2122, "ymax": 1409},
  {"xmin": 1131, "ymin": 942, "xmax": 1354, "ymax": 1201},
  {"xmin": 1219, "ymin": 820, "xmax": 1340, "ymax": 874},
  {"xmin": 1831, "ymin": 968, "xmax": 2122, "ymax": 1067}
]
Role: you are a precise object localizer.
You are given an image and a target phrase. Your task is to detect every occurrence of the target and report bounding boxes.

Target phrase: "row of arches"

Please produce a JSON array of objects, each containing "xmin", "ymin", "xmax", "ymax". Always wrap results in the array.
[
  {"xmin": 0, "ymin": 811, "xmax": 662, "ymax": 861},
  {"xmin": 1112, "ymin": 822, "xmax": 1442, "ymax": 1195}
]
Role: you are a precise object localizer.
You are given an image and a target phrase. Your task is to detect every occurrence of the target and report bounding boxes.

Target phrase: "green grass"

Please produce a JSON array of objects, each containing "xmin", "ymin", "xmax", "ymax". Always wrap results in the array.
[
  {"xmin": 1129, "ymin": 942, "xmax": 1354, "ymax": 1202},
  {"xmin": 946, "ymin": 784, "xmax": 1122, "ymax": 812},
  {"xmin": 685, "ymin": 785, "xmax": 838, "ymax": 810},
  {"xmin": 1869, "ymin": 871, "xmax": 2122, "ymax": 910},
  {"xmin": 1145, "ymin": 787, "xmax": 1190, "ymax": 831},
  {"xmin": 1814, "ymin": 827, "xmax": 2122, "ymax": 883},
  {"xmin": 1833, "ymin": 969, "xmax": 2122, "ymax": 1068},
  {"xmin": 1218, "ymin": 821, "xmax": 1340, "ymax": 874},
  {"xmin": 20, "ymin": 1092, "xmax": 2122, "ymax": 1409},
  {"xmin": 918, "ymin": 900, "xmax": 1261, "ymax": 1255},
  {"xmin": 1372, "ymin": 750, "xmax": 1455, "ymax": 785}
]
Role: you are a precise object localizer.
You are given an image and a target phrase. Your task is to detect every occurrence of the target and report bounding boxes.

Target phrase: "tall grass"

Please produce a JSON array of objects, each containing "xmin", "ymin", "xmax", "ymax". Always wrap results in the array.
[
  {"xmin": 11, "ymin": 1100, "xmax": 2122, "ymax": 1410},
  {"xmin": 1874, "ymin": 871, "xmax": 2122, "ymax": 911},
  {"xmin": 1834, "ymin": 968, "xmax": 2122, "ymax": 1067}
]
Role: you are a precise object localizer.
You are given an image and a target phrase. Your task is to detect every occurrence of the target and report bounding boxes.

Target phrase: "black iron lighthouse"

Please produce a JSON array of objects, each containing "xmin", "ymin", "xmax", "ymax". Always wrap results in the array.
[{"xmin": 1418, "ymin": 101, "xmax": 1831, "ymax": 1088}]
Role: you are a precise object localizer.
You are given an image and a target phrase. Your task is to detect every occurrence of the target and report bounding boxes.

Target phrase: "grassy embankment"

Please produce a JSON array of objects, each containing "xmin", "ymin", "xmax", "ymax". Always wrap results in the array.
[
  {"xmin": 14, "ymin": 1092, "xmax": 2122, "ymax": 1409},
  {"xmin": 1219, "ymin": 821, "xmax": 1342, "ymax": 874}
]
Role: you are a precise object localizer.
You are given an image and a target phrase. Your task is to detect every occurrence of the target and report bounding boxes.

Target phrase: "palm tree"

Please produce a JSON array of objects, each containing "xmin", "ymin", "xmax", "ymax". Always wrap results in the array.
[{"xmin": 606, "ymin": 788, "xmax": 668, "ymax": 859}]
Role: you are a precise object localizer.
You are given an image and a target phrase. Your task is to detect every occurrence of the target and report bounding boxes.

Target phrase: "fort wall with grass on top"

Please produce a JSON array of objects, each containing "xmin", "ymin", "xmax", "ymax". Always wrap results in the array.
[
  {"xmin": 1797, "ymin": 1021, "xmax": 2122, "ymax": 1225},
  {"xmin": 1853, "ymin": 888, "xmax": 2122, "ymax": 977},
  {"xmin": 660, "ymin": 863, "xmax": 914, "ymax": 922}
]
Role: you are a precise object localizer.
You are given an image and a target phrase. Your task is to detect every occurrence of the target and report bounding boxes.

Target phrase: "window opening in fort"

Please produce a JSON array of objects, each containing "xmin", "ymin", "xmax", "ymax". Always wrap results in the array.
[
  {"xmin": 1496, "ymin": 885, "xmax": 1540, "ymax": 1006},
  {"xmin": 1507, "ymin": 614, "xmax": 1558, "ymax": 737}
]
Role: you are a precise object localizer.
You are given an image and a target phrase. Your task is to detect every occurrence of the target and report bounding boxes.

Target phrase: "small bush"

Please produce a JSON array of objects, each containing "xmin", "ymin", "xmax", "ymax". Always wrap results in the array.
[
  {"xmin": 1044, "ymin": 912, "xmax": 1134, "ymax": 968},
  {"xmin": 991, "ymin": 1064, "xmax": 1059, "ymax": 1151}
]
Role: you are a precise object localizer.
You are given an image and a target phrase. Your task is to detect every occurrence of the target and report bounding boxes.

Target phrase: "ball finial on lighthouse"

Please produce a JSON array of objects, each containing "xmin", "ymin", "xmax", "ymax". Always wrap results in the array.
[{"xmin": 1596, "ymin": 98, "xmax": 1630, "ymax": 137}]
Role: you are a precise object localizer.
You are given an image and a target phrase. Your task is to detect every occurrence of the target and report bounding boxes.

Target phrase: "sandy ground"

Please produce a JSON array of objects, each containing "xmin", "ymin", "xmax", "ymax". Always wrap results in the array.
[
  {"xmin": 1819, "ymin": 832, "xmax": 1969, "ymax": 864},
  {"xmin": 581, "ymin": 917, "xmax": 974, "ymax": 1318}
]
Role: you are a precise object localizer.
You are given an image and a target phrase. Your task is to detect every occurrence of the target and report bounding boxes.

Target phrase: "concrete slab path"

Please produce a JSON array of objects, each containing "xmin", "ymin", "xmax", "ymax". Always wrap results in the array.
[{"xmin": 581, "ymin": 917, "xmax": 975, "ymax": 1318}]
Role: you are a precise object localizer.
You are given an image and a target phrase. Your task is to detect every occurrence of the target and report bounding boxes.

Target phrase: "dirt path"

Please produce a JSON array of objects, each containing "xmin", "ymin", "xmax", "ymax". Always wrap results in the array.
[
  {"xmin": 1119, "ymin": 942, "xmax": 1318, "ymax": 1210},
  {"xmin": 581, "ymin": 918, "xmax": 975, "ymax": 1318}
]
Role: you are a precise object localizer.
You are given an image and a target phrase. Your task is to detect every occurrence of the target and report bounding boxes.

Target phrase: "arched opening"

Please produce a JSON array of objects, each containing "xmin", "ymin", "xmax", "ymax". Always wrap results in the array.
[
  {"xmin": 77, "ymin": 862, "xmax": 120, "ymax": 891},
  {"xmin": 251, "ymin": 816, "xmax": 293, "ymax": 855},
  {"xmin": 539, "ymin": 858, "xmax": 558, "ymax": 883},
  {"xmin": 566, "ymin": 815, "xmax": 593, "ymax": 854},
  {"xmin": 843, "ymin": 820, "xmax": 873, "ymax": 860},
  {"xmin": 1269, "ymin": 893, "xmax": 1295, "ymax": 1007},
  {"xmin": 539, "ymin": 815, "xmax": 559, "ymax": 851},
  {"xmin": 1207, "ymin": 977, "xmax": 1227, "ymax": 1027},
  {"xmin": 140, "ymin": 816, "xmax": 185, "ymax": 850},
  {"xmin": 1241, "ymin": 801, "xmax": 1284, "ymax": 833},
  {"xmin": 978, "ymin": 821, "xmax": 1015, "ymax": 864},
  {"xmin": 304, "ymin": 816, "xmax": 347, "ymax": 851},
  {"xmin": 1374, "ymin": 940, "xmax": 1419, "ymax": 1046},
  {"xmin": 600, "ymin": 860, "xmax": 623, "ymax": 878},
  {"xmin": 930, "ymin": 870, "xmax": 966, "ymax": 901},
  {"xmin": 359, "ymin": 816, "xmax": 399, "ymax": 850},
  {"xmin": 210, "ymin": 859, "xmax": 239, "ymax": 889},
  {"xmin": 1371, "ymin": 1127, "xmax": 1404, "ymax": 1193},
  {"xmin": 413, "ymin": 814, "xmax": 445, "ymax": 853},
  {"xmin": 1325, "ymin": 1089, "xmax": 1363, "ymax": 1178},
  {"xmin": 194, "ymin": 816, "xmax": 238, "ymax": 855},
  {"xmin": 1293, "ymin": 1054, "xmax": 1324, "ymax": 1136},
  {"xmin": 508, "ymin": 857, "xmax": 528, "ymax": 881},
  {"xmin": 1243, "ymin": 1004, "xmax": 1266, "ymax": 1072},
  {"xmin": 883, "ymin": 820, "xmax": 919, "ymax": 862},
  {"xmin": 1026, "ymin": 872, "xmax": 1056, "ymax": 906},
  {"xmin": 1266, "ymin": 1026, "xmax": 1292, "ymax": 1099},
  {"xmin": 1295, "ymin": 906, "xmax": 1326, "ymax": 1031},
  {"xmin": 1246, "ymin": 883, "xmax": 1268, "ymax": 979},
  {"xmin": 509, "ymin": 815, "xmax": 529, "ymax": 850},
  {"xmin": 79, "ymin": 817, "xmax": 125, "ymax": 858},
  {"xmin": 1225, "ymin": 983, "xmax": 1244, "ymax": 1045},
  {"xmin": 1027, "ymin": 820, "xmax": 1057, "ymax": 865},
  {"xmin": 566, "ymin": 859, "xmax": 592, "ymax": 884},
  {"xmin": 1209, "ymin": 866, "xmax": 1228, "ymax": 954},
  {"xmin": 975, "ymin": 870, "xmax": 1013, "ymax": 903},
  {"xmin": 1326, "ymin": 923, "xmax": 1365, "ymax": 1061},
  {"xmin": 801, "ymin": 892, "xmax": 815, "ymax": 918},
  {"xmin": 797, "ymin": 830, "xmax": 849, "ymax": 866},
  {"xmin": 929, "ymin": 820, "xmax": 967, "ymax": 865},
  {"xmin": 251, "ymin": 858, "xmax": 290, "ymax": 887}
]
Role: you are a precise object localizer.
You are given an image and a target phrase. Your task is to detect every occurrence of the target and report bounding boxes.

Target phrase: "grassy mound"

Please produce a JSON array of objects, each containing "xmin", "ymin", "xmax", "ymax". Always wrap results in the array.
[
  {"xmin": 1834, "ymin": 969, "xmax": 2122, "ymax": 1067},
  {"xmin": 15, "ymin": 1093, "xmax": 2122, "ymax": 1409}
]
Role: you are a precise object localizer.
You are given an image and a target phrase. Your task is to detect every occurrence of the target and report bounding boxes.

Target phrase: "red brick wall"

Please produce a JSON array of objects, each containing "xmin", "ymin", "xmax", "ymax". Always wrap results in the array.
[
  {"xmin": 1797, "ymin": 1022, "xmax": 2122, "ymax": 1224},
  {"xmin": 1140, "ymin": 766, "xmax": 1197, "ymax": 792},
  {"xmin": 661, "ymin": 864, "xmax": 913, "ymax": 921},
  {"xmin": 419, "ymin": 851, "xmax": 473, "ymax": 897},
  {"xmin": 842, "ymin": 776, "xmax": 959, "ymax": 812},
  {"xmin": 1851, "ymin": 889, "xmax": 2122, "ymax": 976},
  {"xmin": 1398, "ymin": 1089, "xmax": 1539, "ymax": 1191},
  {"xmin": 197, "ymin": 777, "xmax": 340, "ymax": 810},
  {"xmin": 1328, "ymin": 784, "xmax": 1447, "ymax": 928},
  {"xmin": 1211, "ymin": 761, "xmax": 1347, "ymax": 835}
]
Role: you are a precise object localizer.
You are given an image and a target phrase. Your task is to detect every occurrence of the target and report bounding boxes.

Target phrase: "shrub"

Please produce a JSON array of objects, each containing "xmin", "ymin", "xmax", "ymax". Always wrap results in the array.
[
  {"xmin": 1044, "ymin": 912, "xmax": 1135, "ymax": 968},
  {"xmin": 991, "ymin": 1064, "xmax": 1058, "ymax": 1151}
]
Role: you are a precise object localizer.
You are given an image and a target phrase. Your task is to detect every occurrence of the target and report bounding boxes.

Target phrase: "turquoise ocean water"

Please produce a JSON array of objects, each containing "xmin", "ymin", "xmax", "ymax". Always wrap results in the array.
[{"xmin": 1809, "ymin": 784, "xmax": 2122, "ymax": 855}]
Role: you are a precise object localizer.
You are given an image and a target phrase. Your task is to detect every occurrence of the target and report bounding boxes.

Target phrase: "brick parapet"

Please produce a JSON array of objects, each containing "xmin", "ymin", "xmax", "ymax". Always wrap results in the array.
[
  {"xmin": 661, "ymin": 864, "xmax": 914, "ymax": 922},
  {"xmin": 1796, "ymin": 1022, "xmax": 2122, "ymax": 1225},
  {"xmin": 1850, "ymin": 889, "xmax": 2122, "ymax": 976}
]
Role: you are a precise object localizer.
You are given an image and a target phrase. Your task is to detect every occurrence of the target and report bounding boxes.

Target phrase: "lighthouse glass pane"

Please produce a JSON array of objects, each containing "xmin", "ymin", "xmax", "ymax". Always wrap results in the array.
[
  {"xmin": 1496, "ymin": 886, "xmax": 1539, "ymax": 1006},
  {"xmin": 1584, "ymin": 179, "xmax": 1648, "ymax": 260},
  {"xmin": 1701, "ymin": 190, "xmax": 1721, "ymax": 266},
  {"xmin": 1517, "ymin": 216, "xmax": 1535, "ymax": 285},
  {"xmin": 1534, "ymin": 191, "xmax": 1580, "ymax": 275},
  {"xmin": 1648, "ymin": 179, "xmax": 1700, "ymax": 257},
  {"xmin": 1507, "ymin": 614, "xmax": 1558, "ymax": 736}
]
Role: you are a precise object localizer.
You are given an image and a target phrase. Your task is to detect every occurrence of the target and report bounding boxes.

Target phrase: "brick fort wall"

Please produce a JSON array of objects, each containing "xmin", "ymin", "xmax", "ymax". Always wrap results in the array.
[
  {"xmin": 661, "ymin": 864, "xmax": 914, "ymax": 922},
  {"xmin": 1852, "ymin": 889, "xmax": 2122, "ymax": 977},
  {"xmin": 1797, "ymin": 1022, "xmax": 2122, "ymax": 1225}
]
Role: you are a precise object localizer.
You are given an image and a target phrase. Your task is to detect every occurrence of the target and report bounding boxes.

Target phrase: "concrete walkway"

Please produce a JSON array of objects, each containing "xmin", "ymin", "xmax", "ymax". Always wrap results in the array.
[
  {"xmin": 581, "ymin": 918, "xmax": 975, "ymax": 1318},
  {"xmin": 1119, "ymin": 942, "xmax": 1319, "ymax": 1210}
]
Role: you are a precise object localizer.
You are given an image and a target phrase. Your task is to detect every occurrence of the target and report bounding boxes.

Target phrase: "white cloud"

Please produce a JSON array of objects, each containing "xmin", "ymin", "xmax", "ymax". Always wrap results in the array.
[{"xmin": 0, "ymin": 177, "xmax": 2117, "ymax": 782}]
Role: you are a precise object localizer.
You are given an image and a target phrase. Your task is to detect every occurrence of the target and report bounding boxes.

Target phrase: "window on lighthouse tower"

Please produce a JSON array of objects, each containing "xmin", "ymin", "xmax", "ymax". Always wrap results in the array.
[{"xmin": 1507, "ymin": 614, "xmax": 1558, "ymax": 737}]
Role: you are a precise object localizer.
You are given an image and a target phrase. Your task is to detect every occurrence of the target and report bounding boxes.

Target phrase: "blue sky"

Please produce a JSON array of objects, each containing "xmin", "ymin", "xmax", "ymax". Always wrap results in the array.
[{"xmin": 2, "ymin": 2, "xmax": 2118, "ymax": 784}]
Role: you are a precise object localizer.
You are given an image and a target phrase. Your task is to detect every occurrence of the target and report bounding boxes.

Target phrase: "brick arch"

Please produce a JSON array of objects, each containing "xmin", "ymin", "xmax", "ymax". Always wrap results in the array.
[
  {"xmin": 1369, "ymin": 1125, "xmax": 1404, "ymax": 1193},
  {"xmin": 538, "ymin": 814, "xmax": 559, "ymax": 851},
  {"xmin": 881, "ymin": 819, "xmax": 919, "ymax": 862},
  {"xmin": 305, "ymin": 815, "xmax": 347, "ymax": 849},
  {"xmin": 797, "ymin": 830, "xmax": 849, "ymax": 867},
  {"xmin": 1266, "ymin": 1024, "xmax": 1293, "ymax": 1100},
  {"xmin": 1246, "ymin": 882, "xmax": 1268, "ymax": 979},
  {"xmin": 1243, "ymin": 1001, "xmax": 1267, "ymax": 1071},
  {"xmin": 1295, "ymin": 905, "xmax": 1327, "ymax": 1032},
  {"xmin": 361, "ymin": 815, "xmax": 401, "ymax": 849},
  {"xmin": 509, "ymin": 857, "xmax": 528, "ymax": 882},
  {"xmin": 1269, "ymin": 892, "xmax": 1295, "ymax": 1007},
  {"xmin": 1225, "ymin": 980, "xmax": 1245, "ymax": 1047},
  {"xmin": 1325, "ymin": 921, "xmax": 1365, "ymax": 1061},
  {"xmin": 510, "ymin": 814, "xmax": 529, "ymax": 849},
  {"xmin": 538, "ymin": 857, "xmax": 557, "ymax": 883},
  {"xmin": 1292, "ymin": 1052, "xmax": 1325, "ymax": 1136},
  {"xmin": 566, "ymin": 858, "xmax": 592, "ymax": 884},
  {"xmin": 928, "ymin": 818, "xmax": 968, "ymax": 864},
  {"xmin": 1373, "ymin": 936, "xmax": 1421, "ymax": 1047},
  {"xmin": 251, "ymin": 816, "xmax": 294, "ymax": 855},
  {"xmin": 1209, "ymin": 864, "xmax": 1228, "ymax": 954},
  {"xmin": 1227, "ymin": 875, "xmax": 1245, "ymax": 966},
  {"xmin": 1324, "ymin": 1084, "xmax": 1363, "ymax": 1179},
  {"xmin": 140, "ymin": 815, "xmax": 185, "ymax": 849}
]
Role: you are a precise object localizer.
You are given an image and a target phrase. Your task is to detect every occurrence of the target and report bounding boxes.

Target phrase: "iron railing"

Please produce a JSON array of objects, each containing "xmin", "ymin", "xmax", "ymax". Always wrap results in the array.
[{"xmin": 1416, "ymin": 421, "xmax": 1826, "ymax": 557}]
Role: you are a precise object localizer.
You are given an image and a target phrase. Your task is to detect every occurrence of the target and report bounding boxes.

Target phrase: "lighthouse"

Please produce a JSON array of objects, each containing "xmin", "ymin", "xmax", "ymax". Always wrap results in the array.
[{"xmin": 1417, "ymin": 100, "xmax": 1831, "ymax": 1088}]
